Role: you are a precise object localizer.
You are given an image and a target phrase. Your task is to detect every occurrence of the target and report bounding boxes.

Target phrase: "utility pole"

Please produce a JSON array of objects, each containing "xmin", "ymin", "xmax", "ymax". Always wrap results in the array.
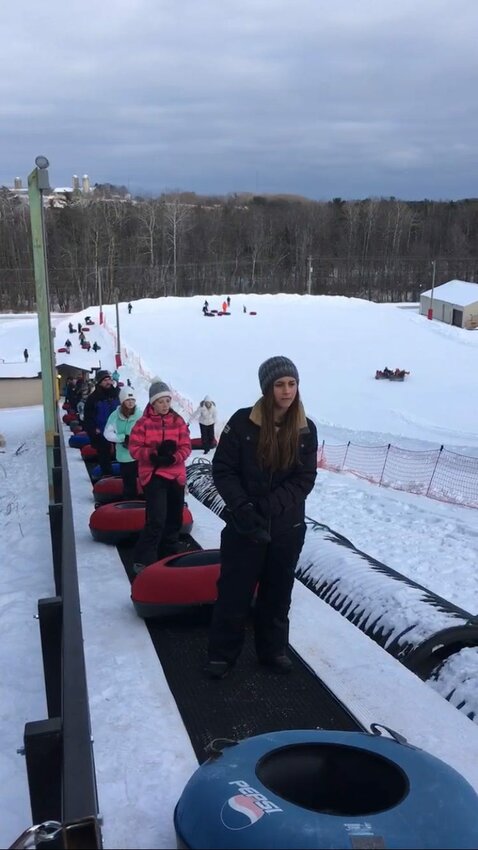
[
  {"xmin": 428, "ymin": 260, "xmax": 436, "ymax": 320},
  {"xmin": 28, "ymin": 155, "xmax": 58, "ymax": 503},
  {"xmin": 97, "ymin": 266, "xmax": 103, "ymax": 325},
  {"xmin": 115, "ymin": 294, "xmax": 122, "ymax": 367},
  {"xmin": 307, "ymin": 256, "xmax": 313, "ymax": 296}
]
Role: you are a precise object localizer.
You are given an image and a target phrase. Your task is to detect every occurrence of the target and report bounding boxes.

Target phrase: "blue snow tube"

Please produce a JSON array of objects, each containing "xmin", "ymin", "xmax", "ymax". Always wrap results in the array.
[
  {"xmin": 91, "ymin": 462, "xmax": 121, "ymax": 481},
  {"xmin": 175, "ymin": 729, "xmax": 478, "ymax": 849},
  {"xmin": 68, "ymin": 432, "xmax": 90, "ymax": 448}
]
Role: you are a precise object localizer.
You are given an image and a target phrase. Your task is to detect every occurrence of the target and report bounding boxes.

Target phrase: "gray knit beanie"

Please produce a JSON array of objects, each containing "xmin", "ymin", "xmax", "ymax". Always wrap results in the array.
[
  {"xmin": 149, "ymin": 378, "xmax": 172, "ymax": 404},
  {"xmin": 258, "ymin": 356, "xmax": 299, "ymax": 395},
  {"xmin": 95, "ymin": 369, "xmax": 111, "ymax": 384}
]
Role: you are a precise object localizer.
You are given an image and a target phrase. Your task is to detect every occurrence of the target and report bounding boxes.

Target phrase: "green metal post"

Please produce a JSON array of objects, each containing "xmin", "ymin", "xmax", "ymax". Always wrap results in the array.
[{"xmin": 28, "ymin": 161, "xmax": 58, "ymax": 504}]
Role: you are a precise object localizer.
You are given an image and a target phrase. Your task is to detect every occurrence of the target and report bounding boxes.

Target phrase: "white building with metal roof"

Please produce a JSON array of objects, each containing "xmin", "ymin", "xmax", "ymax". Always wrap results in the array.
[{"xmin": 420, "ymin": 279, "xmax": 478, "ymax": 329}]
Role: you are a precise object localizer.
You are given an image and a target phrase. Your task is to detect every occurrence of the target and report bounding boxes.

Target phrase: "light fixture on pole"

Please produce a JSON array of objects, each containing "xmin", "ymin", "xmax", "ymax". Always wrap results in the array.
[{"xmin": 428, "ymin": 260, "xmax": 436, "ymax": 320}]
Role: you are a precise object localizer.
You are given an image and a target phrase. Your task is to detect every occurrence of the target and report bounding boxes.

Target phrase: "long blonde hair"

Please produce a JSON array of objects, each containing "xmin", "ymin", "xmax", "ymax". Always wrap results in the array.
[{"xmin": 257, "ymin": 389, "xmax": 301, "ymax": 471}]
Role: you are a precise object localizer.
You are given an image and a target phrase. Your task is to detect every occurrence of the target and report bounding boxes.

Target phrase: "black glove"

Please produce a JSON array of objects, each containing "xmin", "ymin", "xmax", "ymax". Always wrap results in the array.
[
  {"xmin": 123, "ymin": 435, "xmax": 129, "ymax": 448},
  {"xmin": 229, "ymin": 503, "xmax": 271, "ymax": 544},
  {"xmin": 150, "ymin": 452, "xmax": 175, "ymax": 468},
  {"xmin": 156, "ymin": 454, "xmax": 175, "ymax": 467},
  {"xmin": 158, "ymin": 439, "xmax": 177, "ymax": 456}
]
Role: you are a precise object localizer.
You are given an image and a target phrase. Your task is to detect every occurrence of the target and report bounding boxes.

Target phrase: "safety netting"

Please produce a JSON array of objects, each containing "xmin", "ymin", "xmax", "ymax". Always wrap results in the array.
[{"xmin": 318, "ymin": 442, "xmax": 478, "ymax": 509}]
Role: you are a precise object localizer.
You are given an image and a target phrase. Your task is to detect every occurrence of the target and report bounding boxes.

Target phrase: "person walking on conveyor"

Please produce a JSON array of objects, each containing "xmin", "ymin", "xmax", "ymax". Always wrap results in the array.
[
  {"xmin": 129, "ymin": 379, "xmax": 192, "ymax": 573},
  {"xmin": 204, "ymin": 356, "xmax": 318, "ymax": 679},
  {"xmin": 188, "ymin": 395, "xmax": 217, "ymax": 453}
]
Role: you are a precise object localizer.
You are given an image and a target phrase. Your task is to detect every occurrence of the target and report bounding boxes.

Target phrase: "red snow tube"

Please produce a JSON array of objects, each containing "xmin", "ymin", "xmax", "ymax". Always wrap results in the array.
[
  {"xmin": 81, "ymin": 327, "xmax": 90, "ymax": 332},
  {"xmin": 132, "ymin": 549, "xmax": 221, "ymax": 618},
  {"xmin": 249, "ymin": 311, "xmax": 257, "ymax": 315},
  {"xmin": 89, "ymin": 502, "xmax": 193, "ymax": 544},
  {"xmin": 57, "ymin": 347, "xmax": 70, "ymax": 353},
  {"xmin": 92, "ymin": 476, "xmax": 144, "ymax": 506},
  {"xmin": 63, "ymin": 412, "xmax": 77, "ymax": 424},
  {"xmin": 69, "ymin": 432, "xmax": 90, "ymax": 448},
  {"xmin": 81, "ymin": 444, "xmax": 98, "ymax": 461},
  {"xmin": 191, "ymin": 437, "xmax": 217, "ymax": 450}
]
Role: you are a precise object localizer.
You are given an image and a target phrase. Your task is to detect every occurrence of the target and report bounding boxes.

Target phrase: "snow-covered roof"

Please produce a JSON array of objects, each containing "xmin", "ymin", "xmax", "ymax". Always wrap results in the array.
[{"xmin": 421, "ymin": 279, "xmax": 478, "ymax": 307}]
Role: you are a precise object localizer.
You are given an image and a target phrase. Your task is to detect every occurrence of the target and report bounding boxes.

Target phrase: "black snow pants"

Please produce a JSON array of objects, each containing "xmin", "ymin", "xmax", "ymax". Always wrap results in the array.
[
  {"xmin": 91, "ymin": 434, "xmax": 113, "ymax": 476},
  {"xmin": 200, "ymin": 423, "xmax": 215, "ymax": 452},
  {"xmin": 119, "ymin": 460, "xmax": 138, "ymax": 500},
  {"xmin": 134, "ymin": 474, "xmax": 185, "ymax": 567},
  {"xmin": 208, "ymin": 522, "xmax": 306, "ymax": 664}
]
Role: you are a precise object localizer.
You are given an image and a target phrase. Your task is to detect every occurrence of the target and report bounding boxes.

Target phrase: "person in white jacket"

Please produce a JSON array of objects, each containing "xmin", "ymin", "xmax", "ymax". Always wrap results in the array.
[{"xmin": 189, "ymin": 395, "xmax": 217, "ymax": 454}]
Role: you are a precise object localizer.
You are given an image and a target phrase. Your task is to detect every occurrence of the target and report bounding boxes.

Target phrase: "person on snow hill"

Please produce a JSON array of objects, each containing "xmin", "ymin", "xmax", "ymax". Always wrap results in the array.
[
  {"xmin": 23, "ymin": 348, "xmax": 28, "ymax": 362},
  {"xmin": 128, "ymin": 302, "xmax": 133, "ymax": 314},
  {"xmin": 83, "ymin": 370, "xmax": 120, "ymax": 476},
  {"xmin": 204, "ymin": 356, "xmax": 318, "ymax": 680},
  {"xmin": 188, "ymin": 395, "xmax": 217, "ymax": 454},
  {"xmin": 128, "ymin": 379, "xmax": 192, "ymax": 573},
  {"xmin": 104, "ymin": 387, "xmax": 142, "ymax": 499}
]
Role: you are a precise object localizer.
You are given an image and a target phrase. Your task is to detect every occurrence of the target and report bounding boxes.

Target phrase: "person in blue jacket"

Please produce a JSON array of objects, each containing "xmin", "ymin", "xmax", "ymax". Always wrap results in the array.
[
  {"xmin": 204, "ymin": 356, "xmax": 318, "ymax": 679},
  {"xmin": 104, "ymin": 387, "xmax": 142, "ymax": 498},
  {"xmin": 83, "ymin": 370, "xmax": 120, "ymax": 476}
]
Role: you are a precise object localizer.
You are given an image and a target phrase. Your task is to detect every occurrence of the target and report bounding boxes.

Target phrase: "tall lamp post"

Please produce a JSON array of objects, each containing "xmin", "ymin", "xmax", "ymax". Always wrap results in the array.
[
  {"xmin": 428, "ymin": 260, "xmax": 436, "ymax": 320},
  {"xmin": 115, "ymin": 291, "xmax": 122, "ymax": 367},
  {"xmin": 97, "ymin": 266, "xmax": 104, "ymax": 325},
  {"xmin": 28, "ymin": 155, "xmax": 58, "ymax": 502},
  {"xmin": 307, "ymin": 256, "xmax": 313, "ymax": 296}
]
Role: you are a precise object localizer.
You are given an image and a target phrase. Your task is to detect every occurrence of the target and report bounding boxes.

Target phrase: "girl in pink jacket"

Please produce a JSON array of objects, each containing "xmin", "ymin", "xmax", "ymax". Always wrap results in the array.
[{"xmin": 129, "ymin": 379, "xmax": 191, "ymax": 572}]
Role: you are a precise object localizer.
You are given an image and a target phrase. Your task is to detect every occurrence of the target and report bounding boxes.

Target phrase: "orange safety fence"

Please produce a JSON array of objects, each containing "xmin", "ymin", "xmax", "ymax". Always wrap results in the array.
[{"xmin": 318, "ymin": 441, "xmax": 478, "ymax": 510}]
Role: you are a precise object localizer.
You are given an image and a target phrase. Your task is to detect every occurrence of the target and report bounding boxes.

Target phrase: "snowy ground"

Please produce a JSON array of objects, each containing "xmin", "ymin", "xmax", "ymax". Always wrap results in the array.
[{"xmin": 2, "ymin": 296, "xmax": 478, "ymax": 847}]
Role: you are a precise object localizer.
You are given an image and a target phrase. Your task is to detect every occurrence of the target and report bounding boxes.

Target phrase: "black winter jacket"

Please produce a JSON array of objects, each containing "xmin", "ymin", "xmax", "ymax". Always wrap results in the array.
[
  {"xmin": 212, "ymin": 401, "xmax": 318, "ymax": 536},
  {"xmin": 83, "ymin": 385, "xmax": 120, "ymax": 438}
]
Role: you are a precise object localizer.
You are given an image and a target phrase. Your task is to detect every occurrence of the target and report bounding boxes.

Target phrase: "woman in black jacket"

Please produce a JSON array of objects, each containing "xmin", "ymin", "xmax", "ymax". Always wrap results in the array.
[{"xmin": 205, "ymin": 356, "xmax": 318, "ymax": 679}]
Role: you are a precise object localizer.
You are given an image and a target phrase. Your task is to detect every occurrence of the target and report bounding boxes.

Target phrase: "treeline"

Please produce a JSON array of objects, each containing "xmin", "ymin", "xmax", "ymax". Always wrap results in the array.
[{"xmin": 1, "ymin": 187, "xmax": 478, "ymax": 311}]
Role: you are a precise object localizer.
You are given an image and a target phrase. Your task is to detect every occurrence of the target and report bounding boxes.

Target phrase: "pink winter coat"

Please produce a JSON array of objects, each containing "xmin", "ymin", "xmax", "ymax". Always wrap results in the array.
[{"xmin": 129, "ymin": 404, "xmax": 192, "ymax": 487}]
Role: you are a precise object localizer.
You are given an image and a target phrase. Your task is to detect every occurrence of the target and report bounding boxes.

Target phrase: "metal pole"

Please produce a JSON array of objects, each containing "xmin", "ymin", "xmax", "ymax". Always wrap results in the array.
[
  {"xmin": 28, "ymin": 157, "xmax": 58, "ymax": 503},
  {"xmin": 428, "ymin": 260, "xmax": 436, "ymax": 320},
  {"xmin": 97, "ymin": 266, "xmax": 103, "ymax": 325},
  {"xmin": 115, "ymin": 296, "xmax": 122, "ymax": 367}
]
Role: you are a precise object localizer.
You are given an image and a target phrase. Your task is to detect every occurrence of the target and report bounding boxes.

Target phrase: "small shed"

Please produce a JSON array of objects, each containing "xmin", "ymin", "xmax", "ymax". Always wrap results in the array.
[{"xmin": 420, "ymin": 279, "xmax": 478, "ymax": 329}]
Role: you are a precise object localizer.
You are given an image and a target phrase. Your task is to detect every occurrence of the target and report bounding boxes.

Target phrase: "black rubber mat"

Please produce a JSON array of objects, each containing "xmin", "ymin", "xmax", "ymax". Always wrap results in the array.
[
  {"xmin": 83, "ymin": 455, "xmax": 363, "ymax": 762},
  {"xmin": 118, "ymin": 542, "xmax": 362, "ymax": 763}
]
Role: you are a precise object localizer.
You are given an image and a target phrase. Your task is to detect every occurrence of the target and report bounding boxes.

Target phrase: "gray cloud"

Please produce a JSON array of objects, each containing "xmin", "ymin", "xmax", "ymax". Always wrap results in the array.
[{"xmin": 1, "ymin": 0, "xmax": 477, "ymax": 199}]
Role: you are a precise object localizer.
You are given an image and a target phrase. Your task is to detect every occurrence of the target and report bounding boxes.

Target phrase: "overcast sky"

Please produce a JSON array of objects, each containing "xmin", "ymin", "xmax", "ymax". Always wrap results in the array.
[{"xmin": 2, "ymin": 0, "xmax": 477, "ymax": 201}]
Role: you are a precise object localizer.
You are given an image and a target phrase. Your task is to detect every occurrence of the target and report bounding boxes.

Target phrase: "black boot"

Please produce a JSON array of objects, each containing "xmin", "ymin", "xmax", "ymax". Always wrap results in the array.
[
  {"xmin": 203, "ymin": 659, "xmax": 232, "ymax": 679},
  {"xmin": 258, "ymin": 654, "xmax": 293, "ymax": 674}
]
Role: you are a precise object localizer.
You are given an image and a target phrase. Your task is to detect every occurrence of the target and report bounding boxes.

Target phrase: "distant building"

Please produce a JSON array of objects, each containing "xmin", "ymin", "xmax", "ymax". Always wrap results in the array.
[
  {"xmin": 7, "ymin": 173, "xmax": 92, "ymax": 206},
  {"xmin": 419, "ymin": 279, "xmax": 478, "ymax": 329}
]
